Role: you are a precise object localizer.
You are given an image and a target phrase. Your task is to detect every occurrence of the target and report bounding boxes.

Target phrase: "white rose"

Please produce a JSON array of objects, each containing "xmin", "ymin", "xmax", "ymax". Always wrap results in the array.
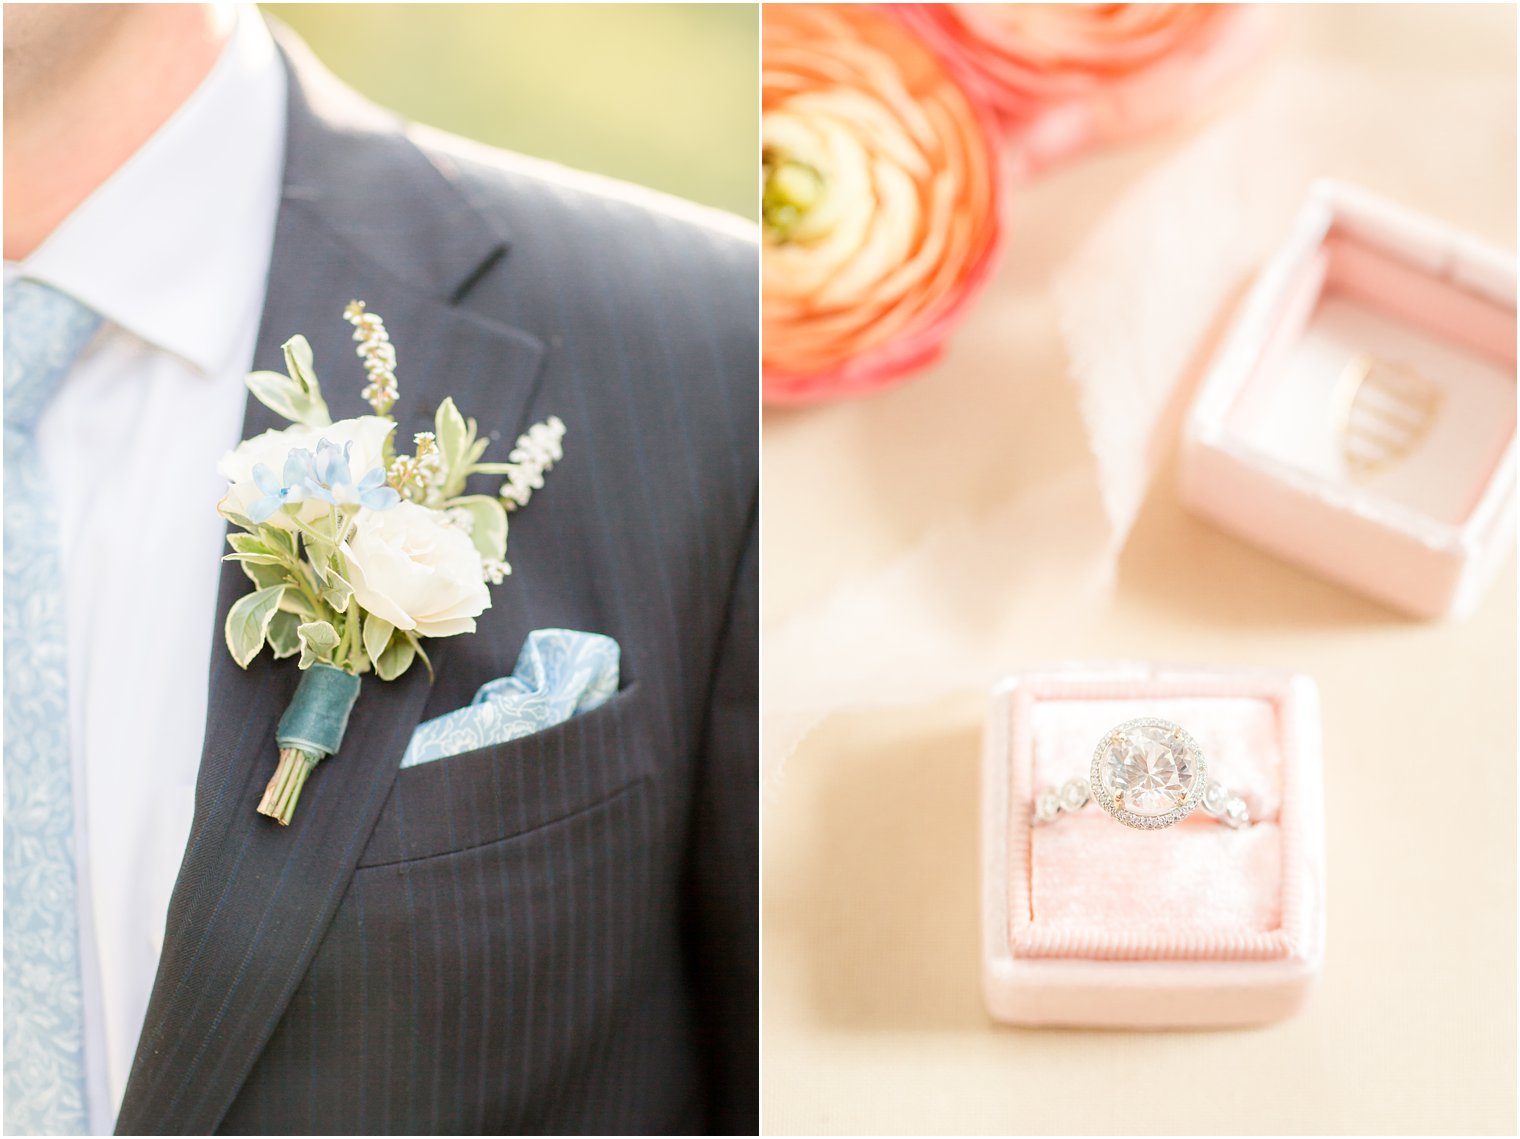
[
  {"xmin": 343, "ymin": 501, "xmax": 490, "ymax": 638},
  {"xmin": 218, "ymin": 416, "xmax": 396, "ymax": 527}
]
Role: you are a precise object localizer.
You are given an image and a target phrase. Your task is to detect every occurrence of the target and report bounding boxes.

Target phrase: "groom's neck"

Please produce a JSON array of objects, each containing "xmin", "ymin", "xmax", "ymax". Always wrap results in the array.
[{"xmin": 3, "ymin": 3, "xmax": 231, "ymax": 261}]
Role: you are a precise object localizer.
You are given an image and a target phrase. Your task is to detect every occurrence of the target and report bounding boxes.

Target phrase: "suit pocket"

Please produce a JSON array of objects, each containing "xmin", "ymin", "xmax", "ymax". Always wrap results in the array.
[{"xmin": 357, "ymin": 680, "xmax": 650, "ymax": 866}]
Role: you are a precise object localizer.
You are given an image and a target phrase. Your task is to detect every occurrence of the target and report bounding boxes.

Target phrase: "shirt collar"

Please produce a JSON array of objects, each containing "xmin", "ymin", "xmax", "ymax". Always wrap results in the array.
[{"xmin": 13, "ymin": 6, "xmax": 288, "ymax": 378}]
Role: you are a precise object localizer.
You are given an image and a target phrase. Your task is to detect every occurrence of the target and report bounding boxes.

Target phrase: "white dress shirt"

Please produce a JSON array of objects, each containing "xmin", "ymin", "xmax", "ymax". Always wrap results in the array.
[{"xmin": 4, "ymin": 9, "xmax": 287, "ymax": 1131}]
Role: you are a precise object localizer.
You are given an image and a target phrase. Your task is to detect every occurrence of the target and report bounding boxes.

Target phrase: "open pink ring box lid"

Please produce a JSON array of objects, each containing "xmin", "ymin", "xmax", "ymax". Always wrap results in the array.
[
  {"xmin": 1179, "ymin": 180, "xmax": 1516, "ymax": 619},
  {"xmin": 982, "ymin": 663, "xmax": 1324, "ymax": 1029}
]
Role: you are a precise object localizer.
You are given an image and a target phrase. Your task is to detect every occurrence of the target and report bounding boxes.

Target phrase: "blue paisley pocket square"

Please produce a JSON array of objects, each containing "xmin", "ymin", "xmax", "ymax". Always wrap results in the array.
[{"xmin": 400, "ymin": 629, "xmax": 621, "ymax": 768}]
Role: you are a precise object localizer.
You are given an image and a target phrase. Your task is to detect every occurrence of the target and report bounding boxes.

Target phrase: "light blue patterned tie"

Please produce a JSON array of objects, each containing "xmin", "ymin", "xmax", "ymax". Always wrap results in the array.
[{"xmin": 4, "ymin": 279, "xmax": 102, "ymax": 1136}]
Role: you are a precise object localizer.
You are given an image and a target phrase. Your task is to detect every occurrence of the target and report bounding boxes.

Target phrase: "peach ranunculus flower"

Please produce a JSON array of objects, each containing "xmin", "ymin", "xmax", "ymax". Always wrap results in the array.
[
  {"xmin": 762, "ymin": 4, "xmax": 1005, "ymax": 404},
  {"xmin": 898, "ymin": 4, "xmax": 1275, "ymax": 176}
]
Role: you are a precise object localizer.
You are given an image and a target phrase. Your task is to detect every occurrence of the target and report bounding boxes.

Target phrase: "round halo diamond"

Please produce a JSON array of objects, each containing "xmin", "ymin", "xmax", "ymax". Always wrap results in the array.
[{"xmin": 1089, "ymin": 717, "xmax": 1206, "ymax": 830}]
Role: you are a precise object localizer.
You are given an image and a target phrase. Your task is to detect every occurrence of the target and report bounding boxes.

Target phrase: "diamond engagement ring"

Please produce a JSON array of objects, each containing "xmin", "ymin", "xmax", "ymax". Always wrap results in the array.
[{"xmin": 1031, "ymin": 717, "xmax": 1251, "ymax": 831}]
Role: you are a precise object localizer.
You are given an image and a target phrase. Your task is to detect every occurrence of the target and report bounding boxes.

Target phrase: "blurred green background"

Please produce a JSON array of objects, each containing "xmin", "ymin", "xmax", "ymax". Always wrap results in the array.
[{"xmin": 262, "ymin": 4, "xmax": 757, "ymax": 220}]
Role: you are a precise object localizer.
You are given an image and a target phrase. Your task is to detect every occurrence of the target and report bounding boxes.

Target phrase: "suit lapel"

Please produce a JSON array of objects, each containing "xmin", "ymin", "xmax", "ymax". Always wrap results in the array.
[{"xmin": 115, "ymin": 28, "xmax": 545, "ymax": 1135}]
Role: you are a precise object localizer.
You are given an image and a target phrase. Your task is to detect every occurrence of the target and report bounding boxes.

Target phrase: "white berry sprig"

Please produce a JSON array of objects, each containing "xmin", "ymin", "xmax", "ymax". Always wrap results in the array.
[
  {"xmin": 344, "ymin": 300, "xmax": 399, "ymax": 416},
  {"xmin": 497, "ymin": 416, "xmax": 566, "ymax": 511}
]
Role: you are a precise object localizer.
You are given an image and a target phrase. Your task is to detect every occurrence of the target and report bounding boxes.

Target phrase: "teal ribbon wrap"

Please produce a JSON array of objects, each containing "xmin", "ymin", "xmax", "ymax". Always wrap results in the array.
[{"xmin": 275, "ymin": 663, "xmax": 361, "ymax": 757}]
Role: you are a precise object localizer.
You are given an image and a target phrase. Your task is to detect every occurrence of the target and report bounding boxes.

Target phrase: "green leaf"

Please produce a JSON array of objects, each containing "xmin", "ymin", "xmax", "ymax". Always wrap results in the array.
[
  {"xmin": 447, "ymin": 495, "xmax": 508, "ymax": 562},
  {"xmin": 228, "ymin": 533, "xmax": 273, "ymax": 556},
  {"xmin": 223, "ymin": 551, "xmax": 286, "ymax": 567},
  {"xmin": 363, "ymin": 613, "xmax": 396, "ymax": 671},
  {"xmin": 218, "ymin": 503, "xmax": 259, "ymax": 532},
  {"xmin": 267, "ymin": 610, "xmax": 301, "ymax": 659},
  {"xmin": 240, "ymin": 559, "xmax": 288, "ymax": 592},
  {"xmin": 303, "ymin": 537, "xmax": 336, "ymax": 574},
  {"xmin": 243, "ymin": 336, "xmax": 332, "ymax": 428},
  {"xmin": 261, "ymin": 526, "xmax": 298, "ymax": 561},
  {"xmin": 283, "ymin": 335, "xmax": 316, "ymax": 391},
  {"xmin": 225, "ymin": 585, "xmax": 285, "ymax": 669},
  {"xmin": 282, "ymin": 336, "xmax": 332, "ymax": 425},
  {"xmin": 405, "ymin": 631, "xmax": 434, "ymax": 681},
  {"xmin": 246, "ymin": 370, "xmax": 312, "ymax": 426},
  {"xmin": 277, "ymin": 587, "xmax": 317, "ymax": 620},
  {"xmin": 298, "ymin": 620, "xmax": 340, "ymax": 650},
  {"xmin": 435, "ymin": 398, "xmax": 469, "ymax": 473},
  {"xmin": 375, "ymin": 631, "xmax": 416, "ymax": 681},
  {"xmin": 321, "ymin": 569, "xmax": 355, "ymax": 614},
  {"xmin": 296, "ymin": 619, "xmax": 340, "ymax": 670}
]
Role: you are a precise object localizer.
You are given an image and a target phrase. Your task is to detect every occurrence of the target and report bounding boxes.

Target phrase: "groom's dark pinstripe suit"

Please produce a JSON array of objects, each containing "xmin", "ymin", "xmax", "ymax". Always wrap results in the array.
[{"xmin": 114, "ymin": 26, "xmax": 757, "ymax": 1136}]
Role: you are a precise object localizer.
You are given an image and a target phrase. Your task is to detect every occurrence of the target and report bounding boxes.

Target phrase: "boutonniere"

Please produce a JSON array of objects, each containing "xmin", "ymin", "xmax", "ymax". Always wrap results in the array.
[{"xmin": 216, "ymin": 301, "xmax": 565, "ymax": 825}]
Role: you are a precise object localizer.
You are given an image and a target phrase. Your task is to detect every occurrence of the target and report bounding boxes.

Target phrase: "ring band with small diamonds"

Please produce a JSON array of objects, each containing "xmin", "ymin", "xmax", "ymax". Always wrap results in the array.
[{"xmin": 1031, "ymin": 717, "xmax": 1251, "ymax": 831}]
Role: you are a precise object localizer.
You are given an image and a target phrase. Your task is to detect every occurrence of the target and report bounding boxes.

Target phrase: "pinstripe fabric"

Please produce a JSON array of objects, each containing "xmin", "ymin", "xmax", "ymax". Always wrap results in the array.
[{"xmin": 115, "ymin": 24, "xmax": 757, "ymax": 1137}]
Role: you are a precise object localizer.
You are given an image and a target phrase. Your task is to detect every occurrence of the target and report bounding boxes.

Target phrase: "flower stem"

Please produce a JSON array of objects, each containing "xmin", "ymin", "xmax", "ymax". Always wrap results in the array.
[
  {"xmin": 257, "ymin": 746, "xmax": 320, "ymax": 826},
  {"xmin": 337, "ymin": 609, "xmax": 360, "ymax": 672},
  {"xmin": 335, "ymin": 508, "xmax": 358, "ymax": 548}
]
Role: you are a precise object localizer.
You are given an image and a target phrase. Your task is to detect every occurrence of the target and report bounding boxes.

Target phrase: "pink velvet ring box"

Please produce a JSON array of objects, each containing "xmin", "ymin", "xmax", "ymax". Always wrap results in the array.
[
  {"xmin": 1179, "ymin": 180, "xmax": 1516, "ymax": 619},
  {"xmin": 981, "ymin": 664, "xmax": 1324, "ymax": 1029}
]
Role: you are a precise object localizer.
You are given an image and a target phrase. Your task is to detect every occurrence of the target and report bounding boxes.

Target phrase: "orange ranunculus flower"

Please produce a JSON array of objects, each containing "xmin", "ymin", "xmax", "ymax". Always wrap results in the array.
[
  {"xmin": 898, "ymin": 4, "xmax": 1274, "ymax": 174},
  {"xmin": 762, "ymin": 4, "xmax": 1005, "ymax": 404}
]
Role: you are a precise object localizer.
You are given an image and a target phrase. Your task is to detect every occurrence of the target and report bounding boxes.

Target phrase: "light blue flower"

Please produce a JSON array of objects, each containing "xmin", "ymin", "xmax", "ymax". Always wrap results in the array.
[
  {"xmin": 302, "ymin": 438, "xmax": 399, "ymax": 512},
  {"xmin": 247, "ymin": 449, "xmax": 316, "ymax": 523}
]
